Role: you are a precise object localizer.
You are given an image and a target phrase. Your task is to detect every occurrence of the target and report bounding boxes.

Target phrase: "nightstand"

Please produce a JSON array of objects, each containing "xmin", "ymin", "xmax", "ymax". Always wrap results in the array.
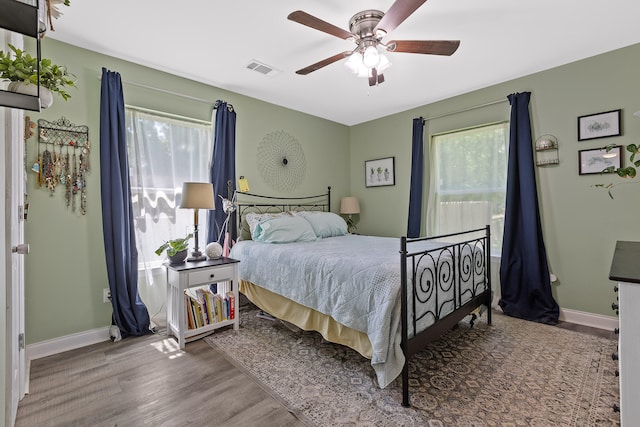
[{"xmin": 165, "ymin": 257, "xmax": 240, "ymax": 349}]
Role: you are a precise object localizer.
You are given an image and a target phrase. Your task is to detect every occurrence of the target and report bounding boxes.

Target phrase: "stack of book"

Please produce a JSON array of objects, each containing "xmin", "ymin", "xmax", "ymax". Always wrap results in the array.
[{"xmin": 185, "ymin": 283, "xmax": 235, "ymax": 330}]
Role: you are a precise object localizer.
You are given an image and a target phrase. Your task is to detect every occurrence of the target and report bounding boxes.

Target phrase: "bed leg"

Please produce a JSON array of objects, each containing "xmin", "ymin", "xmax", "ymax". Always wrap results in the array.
[{"xmin": 402, "ymin": 363, "xmax": 410, "ymax": 407}]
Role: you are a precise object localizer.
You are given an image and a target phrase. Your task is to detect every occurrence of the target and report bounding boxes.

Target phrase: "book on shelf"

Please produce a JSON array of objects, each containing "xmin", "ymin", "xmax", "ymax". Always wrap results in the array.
[
  {"xmin": 227, "ymin": 291, "xmax": 235, "ymax": 320},
  {"xmin": 184, "ymin": 282, "xmax": 235, "ymax": 329}
]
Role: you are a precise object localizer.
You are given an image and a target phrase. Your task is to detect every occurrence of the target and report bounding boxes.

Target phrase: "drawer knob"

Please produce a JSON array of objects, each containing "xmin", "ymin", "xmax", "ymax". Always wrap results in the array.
[
  {"xmin": 614, "ymin": 285, "xmax": 618, "ymax": 292},
  {"xmin": 611, "ymin": 302, "xmax": 619, "ymax": 311},
  {"xmin": 210, "ymin": 274, "xmax": 215, "ymax": 278},
  {"xmin": 612, "ymin": 352, "xmax": 618, "ymax": 361}
]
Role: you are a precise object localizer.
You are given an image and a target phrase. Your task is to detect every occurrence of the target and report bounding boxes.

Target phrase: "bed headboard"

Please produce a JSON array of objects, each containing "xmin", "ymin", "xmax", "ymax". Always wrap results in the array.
[{"xmin": 234, "ymin": 187, "xmax": 331, "ymax": 240}]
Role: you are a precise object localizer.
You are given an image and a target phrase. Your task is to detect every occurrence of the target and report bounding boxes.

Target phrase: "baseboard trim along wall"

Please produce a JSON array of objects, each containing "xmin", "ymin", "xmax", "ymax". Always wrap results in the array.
[
  {"xmin": 559, "ymin": 308, "xmax": 619, "ymax": 331},
  {"xmin": 25, "ymin": 306, "xmax": 619, "ymax": 361},
  {"xmin": 26, "ymin": 326, "xmax": 111, "ymax": 361}
]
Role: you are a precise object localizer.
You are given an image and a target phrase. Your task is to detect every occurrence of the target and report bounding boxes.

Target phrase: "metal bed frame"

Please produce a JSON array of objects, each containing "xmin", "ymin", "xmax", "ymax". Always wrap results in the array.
[{"xmin": 233, "ymin": 186, "xmax": 492, "ymax": 407}]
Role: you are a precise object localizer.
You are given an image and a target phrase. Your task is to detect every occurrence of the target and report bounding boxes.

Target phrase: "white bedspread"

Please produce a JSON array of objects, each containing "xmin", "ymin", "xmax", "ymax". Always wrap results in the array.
[{"xmin": 230, "ymin": 234, "xmax": 419, "ymax": 388}]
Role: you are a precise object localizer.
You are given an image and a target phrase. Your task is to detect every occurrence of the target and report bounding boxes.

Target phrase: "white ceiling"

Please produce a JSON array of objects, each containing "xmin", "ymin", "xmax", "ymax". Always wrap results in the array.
[{"xmin": 47, "ymin": 0, "xmax": 640, "ymax": 126}]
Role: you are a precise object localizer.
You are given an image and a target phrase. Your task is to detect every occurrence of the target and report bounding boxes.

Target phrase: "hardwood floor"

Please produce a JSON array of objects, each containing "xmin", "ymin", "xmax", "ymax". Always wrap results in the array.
[
  {"xmin": 15, "ymin": 308, "xmax": 615, "ymax": 427},
  {"xmin": 15, "ymin": 328, "xmax": 306, "ymax": 427}
]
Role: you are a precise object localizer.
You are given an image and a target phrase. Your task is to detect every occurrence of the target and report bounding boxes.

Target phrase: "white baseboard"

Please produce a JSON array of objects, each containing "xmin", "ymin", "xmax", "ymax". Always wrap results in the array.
[
  {"xmin": 24, "ymin": 306, "xmax": 618, "ymax": 361},
  {"xmin": 559, "ymin": 308, "xmax": 619, "ymax": 331},
  {"xmin": 26, "ymin": 326, "xmax": 111, "ymax": 361}
]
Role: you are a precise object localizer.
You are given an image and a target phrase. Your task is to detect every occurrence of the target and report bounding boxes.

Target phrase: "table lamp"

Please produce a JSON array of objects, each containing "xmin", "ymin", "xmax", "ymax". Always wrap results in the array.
[
  {"xmin": 340, "ymin": 196, "xmax": 360, "ymax": 233},
  {"xmin": 180, "ymin": 182, "xmax": 215, "ymax": 261}
]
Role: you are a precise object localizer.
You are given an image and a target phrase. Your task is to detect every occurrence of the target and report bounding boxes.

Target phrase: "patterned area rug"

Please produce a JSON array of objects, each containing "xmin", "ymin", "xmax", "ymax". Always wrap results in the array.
[{"xmin": 205, "ymin": 305, "xmax": 620, "ymax": 426}]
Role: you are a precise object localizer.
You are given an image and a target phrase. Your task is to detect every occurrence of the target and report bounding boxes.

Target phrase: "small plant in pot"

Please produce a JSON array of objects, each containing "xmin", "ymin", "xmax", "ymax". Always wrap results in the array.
[
  {"xmin": 155, "ymin": 233, "xmax": 193, "ymax": 265},
  {"xmin": 0, "ymin": 44, "xmax": 76, "ymax": 108}
]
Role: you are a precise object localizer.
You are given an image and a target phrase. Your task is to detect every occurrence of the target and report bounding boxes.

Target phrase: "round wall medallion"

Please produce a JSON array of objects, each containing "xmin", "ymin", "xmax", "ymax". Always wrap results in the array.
[{"xmin": 257, "ymin": 130, "xmax": 306, "ymax": 192}]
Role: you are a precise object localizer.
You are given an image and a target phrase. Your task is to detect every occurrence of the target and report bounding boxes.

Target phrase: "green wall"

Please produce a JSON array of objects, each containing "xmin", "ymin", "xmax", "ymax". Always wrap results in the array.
[
  {"xmin": 23, "ymin": 38, "xmax": 640, "ymax": 345},
  {"xmin": 23, "ymin": 38, "xmax": 350, "ymax": 344},
  {"xmin": 350, "ymin": 43, "xmax": 640, "ymax": 316}
]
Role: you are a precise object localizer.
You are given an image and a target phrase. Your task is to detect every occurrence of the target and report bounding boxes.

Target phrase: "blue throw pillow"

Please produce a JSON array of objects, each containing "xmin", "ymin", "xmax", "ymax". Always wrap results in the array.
[
  {"xmin": 301, "ymin": 212, "xmax": 348, "ymax": 238},
  {"xmin": 252, "ymin": 215, "xmax": 318, "ymax": 243}
]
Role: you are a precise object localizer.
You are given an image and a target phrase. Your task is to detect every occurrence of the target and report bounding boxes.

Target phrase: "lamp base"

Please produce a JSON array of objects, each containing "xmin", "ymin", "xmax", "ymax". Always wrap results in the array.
[{"xmin": 187, "ymin": 251, "xmax": 206, "ymax": 262}]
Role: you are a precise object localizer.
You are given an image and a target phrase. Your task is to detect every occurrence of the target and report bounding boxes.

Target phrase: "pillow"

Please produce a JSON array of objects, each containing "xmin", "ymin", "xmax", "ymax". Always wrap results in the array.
[
  {"xmin": 252, "ymin": 215, "xmax": 318, "ymax": 243},
  {"xmin": 301, "ymin": 212, "xmax": 348, "ymax": 238},
  {"xmin": 245, "ymin": 212, "xmax": 292, "ymax": 238}
]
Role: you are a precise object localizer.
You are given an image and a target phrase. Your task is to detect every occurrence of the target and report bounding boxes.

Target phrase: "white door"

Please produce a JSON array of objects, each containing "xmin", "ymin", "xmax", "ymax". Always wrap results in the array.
[{"xmin": 3, "ymin": 31, "xmax": 28, "ymax": 427}]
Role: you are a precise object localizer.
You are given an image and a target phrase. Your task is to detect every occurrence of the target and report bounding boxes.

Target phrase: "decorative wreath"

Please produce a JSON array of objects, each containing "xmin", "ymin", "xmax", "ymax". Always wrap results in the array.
[{"xmin": 257, "ymin": 130, "xmax": 306, "ymax": 192}]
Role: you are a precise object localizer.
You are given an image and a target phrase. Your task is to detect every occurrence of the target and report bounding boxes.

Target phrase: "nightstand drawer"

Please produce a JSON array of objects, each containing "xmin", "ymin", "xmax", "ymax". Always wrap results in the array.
[{"xmin": 188, "ymin": 265, "xmax": 235, "ymax": 286}]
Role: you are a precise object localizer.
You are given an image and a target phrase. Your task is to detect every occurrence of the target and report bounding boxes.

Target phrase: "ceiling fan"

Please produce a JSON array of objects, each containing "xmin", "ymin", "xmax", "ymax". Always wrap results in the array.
[{"xmin": 287, "ymin": 0, "xmax": 460, "ymax": 87}]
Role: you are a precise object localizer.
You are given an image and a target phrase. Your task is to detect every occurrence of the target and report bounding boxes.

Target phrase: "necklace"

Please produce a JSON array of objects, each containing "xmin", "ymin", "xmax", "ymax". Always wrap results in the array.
[{"xmin": 42, "ymin": 149, "xmax": 55, "ymax": 193}]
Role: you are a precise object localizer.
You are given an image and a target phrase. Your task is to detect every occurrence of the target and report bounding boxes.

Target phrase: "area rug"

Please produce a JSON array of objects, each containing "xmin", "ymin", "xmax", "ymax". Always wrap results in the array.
[{"xmin": 205, "ymin": 305, "xmax": 620, "ymax": 426}]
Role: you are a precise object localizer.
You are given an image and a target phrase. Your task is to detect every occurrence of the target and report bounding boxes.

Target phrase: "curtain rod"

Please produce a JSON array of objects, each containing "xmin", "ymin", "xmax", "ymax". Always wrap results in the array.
[
  {"xmin": 120, "ymin": 79, "xmax": 214, "ymax": 105},
  {"xmin": 422, "ymin": 98, "xmax": 508, "ymax": 122},
  {"xmin": 98, "ymin": 74, "xmax": 215, "ymax": 105},
  {"xmin": 118, "ymin": 78, "xmax": 235, "ymax": 111}
]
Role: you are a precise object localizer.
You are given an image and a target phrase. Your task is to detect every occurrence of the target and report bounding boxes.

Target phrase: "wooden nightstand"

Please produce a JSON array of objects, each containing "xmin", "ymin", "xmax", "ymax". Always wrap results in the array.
[{"xmin": 165, "ymin": 257, "xmax": 240, "ymax": 349}]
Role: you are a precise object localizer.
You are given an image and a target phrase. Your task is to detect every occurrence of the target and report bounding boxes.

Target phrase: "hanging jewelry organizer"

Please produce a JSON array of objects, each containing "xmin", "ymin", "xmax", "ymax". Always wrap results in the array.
[{"xmin": 35, "ymin": 117, "xmax": 91, "ymax": 215}]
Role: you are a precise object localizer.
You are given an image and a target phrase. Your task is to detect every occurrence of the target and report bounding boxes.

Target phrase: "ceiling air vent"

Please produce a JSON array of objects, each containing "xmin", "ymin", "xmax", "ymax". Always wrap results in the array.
[{"xmin": 246, "ymin": 60, "xmax": 281, "ymax": 77}]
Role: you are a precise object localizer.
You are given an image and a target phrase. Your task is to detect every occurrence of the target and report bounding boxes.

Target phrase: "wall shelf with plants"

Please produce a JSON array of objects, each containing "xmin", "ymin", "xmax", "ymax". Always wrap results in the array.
[
  {"xmin": 0, "ymin": 0, "xmax": 75, "ymax": 111},
  {"xmin": 0, "ymin": 0, "xmax": 42, "ymax": 111}
]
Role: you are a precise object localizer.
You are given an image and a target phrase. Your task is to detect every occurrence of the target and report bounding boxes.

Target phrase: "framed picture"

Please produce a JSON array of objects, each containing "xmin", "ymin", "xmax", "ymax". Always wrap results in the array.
[
  {"xmin": 365, "ymin": 157, "xmax": 395, "ymax": 187},
  {"xmin": 578, "ymin": 146, "xmax": 622, "ymax": 175},
  {"xmin": 577, "ymin": 109, "xmax": 622, "ymax": 141}
]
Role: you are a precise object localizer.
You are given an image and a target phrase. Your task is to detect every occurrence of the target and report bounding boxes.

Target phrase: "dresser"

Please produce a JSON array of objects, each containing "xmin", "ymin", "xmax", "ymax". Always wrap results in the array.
[{"xmin": 608, "ymin": 241, "xmax": 640, "ymax": 426}]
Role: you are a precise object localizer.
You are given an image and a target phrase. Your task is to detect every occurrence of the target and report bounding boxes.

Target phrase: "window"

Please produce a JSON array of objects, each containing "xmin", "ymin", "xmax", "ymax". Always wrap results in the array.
[
  {"xmin": 126, "ymin": 108, "xmax": 213, "ymax": 268},
  {"xmin": 428, "ymin": 122, "xmax": 508, "ymax": 255}
]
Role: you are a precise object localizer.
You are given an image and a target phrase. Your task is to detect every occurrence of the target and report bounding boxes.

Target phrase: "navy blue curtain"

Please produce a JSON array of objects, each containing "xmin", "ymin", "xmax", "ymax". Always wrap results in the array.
[
  {"xmin": 499, "ymin": 92, "xmax": 559, "ymax": 325},
  {"xmin": 407, "ymin": 117, "xmax": 425, "ymax": 237},
  {"xmin": 100, "ymin": 68, "xmax": 151, "ymax": 337},
  {"xmin": 207, "ymin": 100, "xmax": 237, "ymax": 244}
]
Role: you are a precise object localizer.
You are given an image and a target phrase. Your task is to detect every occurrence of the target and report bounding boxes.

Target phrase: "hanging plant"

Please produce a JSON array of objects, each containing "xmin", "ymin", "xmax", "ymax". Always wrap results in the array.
[
  {"xmin": 593, "ymin": 143, "xmax": 640, "ymax": 198},
  {"xmin": 45, "ymin": 0, "xmax": 71, "ymax": 32}
]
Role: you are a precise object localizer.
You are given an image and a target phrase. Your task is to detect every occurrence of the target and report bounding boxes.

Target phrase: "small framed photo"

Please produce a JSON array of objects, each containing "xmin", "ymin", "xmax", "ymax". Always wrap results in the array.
[
  {"xmin": 578, "ymin": 146, "xmax": 622, "ymax": 175},
  {"xmin": 365, "ymin": 157, "xmax": 395, "ymax": 187},
  {"xmin": 577, "ymin": 109, "xmax": 621, "ymax": 141}
]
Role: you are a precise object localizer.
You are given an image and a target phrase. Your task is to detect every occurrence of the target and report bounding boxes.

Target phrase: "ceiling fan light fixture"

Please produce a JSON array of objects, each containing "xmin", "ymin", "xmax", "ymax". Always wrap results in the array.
[
  {"xmin": 363, "ymin": 45, "xmax": 380, "ymax": 68},
  {"xmin": 345, "ymin": 52, "xmax": 363, "ymax": 74}
]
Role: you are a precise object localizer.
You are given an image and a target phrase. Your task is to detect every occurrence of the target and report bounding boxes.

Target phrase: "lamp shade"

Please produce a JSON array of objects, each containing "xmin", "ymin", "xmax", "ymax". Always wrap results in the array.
[
  {"xmin": 179, "ymin": 182, "xmax": 215, "ymax": 209},
  {"xmin": 340, "ymin": 197, "xmax": 360, "ymax": 214}
]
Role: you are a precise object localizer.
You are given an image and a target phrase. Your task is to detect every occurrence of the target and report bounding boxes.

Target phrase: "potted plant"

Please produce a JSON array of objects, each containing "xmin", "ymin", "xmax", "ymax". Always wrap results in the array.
[
  {"xmin": 0, "ymin": 44, "xmax": 76, "ymax": 107},
  {"xmin": 155, "ymin": 233, "xmax": 193, "ymax": 264}
]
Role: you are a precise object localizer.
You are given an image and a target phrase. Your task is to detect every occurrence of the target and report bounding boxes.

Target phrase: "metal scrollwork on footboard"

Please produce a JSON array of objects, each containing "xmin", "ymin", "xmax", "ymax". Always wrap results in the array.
[{"xmin": 400, "ymin": 225, "xmax": 492, "ymax": 407}]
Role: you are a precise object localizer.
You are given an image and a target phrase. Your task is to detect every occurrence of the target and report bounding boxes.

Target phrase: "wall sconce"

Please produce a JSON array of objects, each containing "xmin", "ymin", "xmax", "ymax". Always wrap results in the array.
[
  {"xmin": 180, "ymin": 182, "xmax": 215, "ymax": 262},
  {"xmin": 340, "ymin": 196, "xmax": 360, "ymax": 234}
]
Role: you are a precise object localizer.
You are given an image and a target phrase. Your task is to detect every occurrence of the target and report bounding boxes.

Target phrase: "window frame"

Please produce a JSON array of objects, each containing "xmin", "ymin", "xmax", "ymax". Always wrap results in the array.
[{"xmin": 427, "ymin": 121, "xmax": 509, "ymax": 256}]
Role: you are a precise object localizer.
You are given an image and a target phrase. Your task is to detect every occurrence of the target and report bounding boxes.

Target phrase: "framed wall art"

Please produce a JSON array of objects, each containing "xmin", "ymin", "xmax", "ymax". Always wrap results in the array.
[
  {"xmin": 578, "ymin": 146, "xmax": 622, "ymax": 175},
  {"xmin": 365, "ymin": 157, "xmax": 395, "ymax": 187},
  {"xmin": 577, "ymin": 109, "xmax": 622, "ymax": 141}
]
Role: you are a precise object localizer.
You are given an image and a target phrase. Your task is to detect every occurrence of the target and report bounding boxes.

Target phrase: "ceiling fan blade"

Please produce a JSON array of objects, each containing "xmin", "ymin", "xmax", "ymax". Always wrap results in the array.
[
  {"xmin": 288, "ymin": 11, "xmax": 353, "ymax": 40},
  {"xmin": 375, "ymin": 0, "xmax": 428, "ymax": 35},
  {"xmin": 386, "ymin": 40, "xmax": 460, "ymax": 55},
  {"xmin": 295, "ymin": 52, "xmax": 352, "ymax": 75}
]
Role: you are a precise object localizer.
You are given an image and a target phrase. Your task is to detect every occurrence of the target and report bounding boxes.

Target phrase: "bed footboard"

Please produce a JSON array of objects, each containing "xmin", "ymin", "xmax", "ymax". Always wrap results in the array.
[{"xmin": 399, "ymin": 225, "xmax": 492, "ymax": 407}]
